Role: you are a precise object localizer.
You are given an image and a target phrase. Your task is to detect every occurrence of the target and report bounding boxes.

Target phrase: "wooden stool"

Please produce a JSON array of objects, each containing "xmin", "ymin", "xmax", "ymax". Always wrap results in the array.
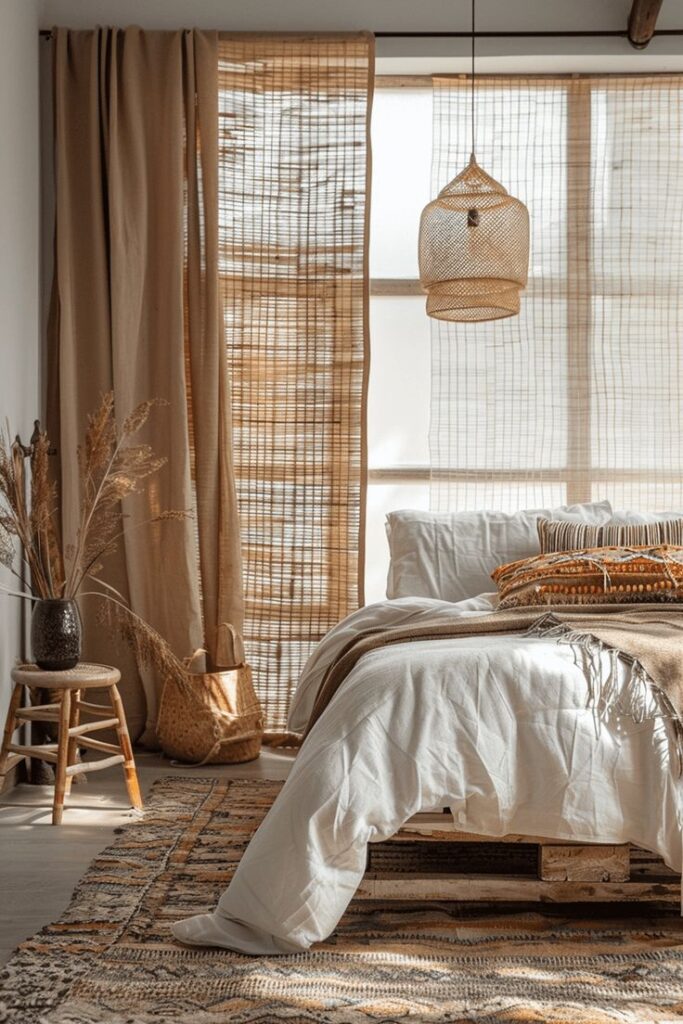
[{"xmin": 0, "ymin": 663, "xmax": 143, "ymax": 825}]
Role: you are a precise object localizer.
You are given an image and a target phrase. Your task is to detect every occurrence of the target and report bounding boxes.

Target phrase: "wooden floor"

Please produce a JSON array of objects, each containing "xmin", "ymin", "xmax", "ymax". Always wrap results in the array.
[{"xmin": 0, "ymin": 748, "xmax": 296, "ymax": 964}]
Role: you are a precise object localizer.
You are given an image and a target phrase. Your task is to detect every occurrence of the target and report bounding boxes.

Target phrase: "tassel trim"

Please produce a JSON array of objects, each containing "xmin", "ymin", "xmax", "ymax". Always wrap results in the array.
[{"xmin": 527, "ymin": 613, "xmax": 683, "ymax": 775}]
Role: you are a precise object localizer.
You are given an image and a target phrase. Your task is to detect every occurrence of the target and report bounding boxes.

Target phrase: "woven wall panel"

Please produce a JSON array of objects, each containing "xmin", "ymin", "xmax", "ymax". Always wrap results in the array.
[
  {"xmin": 429, "ymin": 76, "xmax": 683, "ymax": 516},
  {"xmin": 217, "ymin": 35, "xmax": 373, "ymax": 727}
]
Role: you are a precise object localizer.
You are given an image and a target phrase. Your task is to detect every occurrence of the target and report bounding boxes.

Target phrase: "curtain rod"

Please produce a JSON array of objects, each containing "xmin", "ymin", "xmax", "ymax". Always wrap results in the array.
[
  {"xmin": 374, "ymin": 30, "xmax": 683, "ymax": 38},
  {"xmin": 38, "ymin": 29, "xmax": 683, "ymax": 40}
]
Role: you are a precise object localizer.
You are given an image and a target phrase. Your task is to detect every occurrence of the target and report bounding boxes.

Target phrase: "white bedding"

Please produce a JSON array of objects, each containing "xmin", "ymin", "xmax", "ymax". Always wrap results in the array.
[{"xmin": 172, "ymin": 595, "xmax": 683, "ymax": 955}]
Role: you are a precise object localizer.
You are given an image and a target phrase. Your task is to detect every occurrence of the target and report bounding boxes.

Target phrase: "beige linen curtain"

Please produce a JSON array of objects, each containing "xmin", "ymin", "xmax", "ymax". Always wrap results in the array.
[
  {"xmin": 217, "ymin": 34, "xmax": 374, "ymax": 728},
  {"xmin": 429, "ymin": 75, "xmax": 683, "ymax": 516},
  {"xmin": 48, "ymin": 28, "xmax": 243, "ymax": 742}
]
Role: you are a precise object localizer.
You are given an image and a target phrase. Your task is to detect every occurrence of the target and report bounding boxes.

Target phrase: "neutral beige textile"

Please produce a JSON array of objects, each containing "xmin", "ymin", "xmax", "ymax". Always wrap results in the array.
[
  {"xmin": 48, "ymin": 28, "xmax": 243, "ymax": 742},
  {"xmin": 303, "ymin": 605, "xmax": 683, "ymax": 756},
  {"xmin": 429, "ymin": 76, "xmax": 683, "ymax": 515},
  {"xmin": 216, "ymin": 34, "xmax": 374, "ymax": 728}
]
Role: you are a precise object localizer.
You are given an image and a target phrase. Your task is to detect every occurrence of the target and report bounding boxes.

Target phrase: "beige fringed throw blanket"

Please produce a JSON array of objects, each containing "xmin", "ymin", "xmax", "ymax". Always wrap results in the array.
[{"xmin": 303, "ymin": 604, "xmax": 683, "ymax": 768}]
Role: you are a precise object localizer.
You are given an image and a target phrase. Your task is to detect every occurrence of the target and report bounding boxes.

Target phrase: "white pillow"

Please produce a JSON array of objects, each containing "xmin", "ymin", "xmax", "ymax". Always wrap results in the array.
[
  {"xmin": 385, "ymin": 501, "xmax": 613, "ymax": 603},
  {"xmin": 609, "ymin": 509, "xmax": 683, "ymax": 525}
]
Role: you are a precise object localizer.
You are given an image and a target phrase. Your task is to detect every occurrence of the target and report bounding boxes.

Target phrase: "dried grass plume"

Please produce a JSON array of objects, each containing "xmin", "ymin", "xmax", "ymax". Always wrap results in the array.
[{"xmin": 0, "ymin": 393, "xmax": 191, "ymax": 689}]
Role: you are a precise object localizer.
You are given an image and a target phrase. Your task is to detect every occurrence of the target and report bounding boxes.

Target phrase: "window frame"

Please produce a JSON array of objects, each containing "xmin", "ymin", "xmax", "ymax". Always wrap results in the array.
[{"xmin": 369, "ymin": 72, "xmax": 663, "ymax": 502}]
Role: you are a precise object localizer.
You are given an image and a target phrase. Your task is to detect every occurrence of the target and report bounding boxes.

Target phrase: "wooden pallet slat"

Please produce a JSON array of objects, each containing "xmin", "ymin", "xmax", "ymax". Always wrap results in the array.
[
  {"xmin": 539, "ymin": 843, "xmax": 630, "ymax": 882},
  {"xmin": 356, "ymin": 872, "xmax": 680, "ymax": 903},
  {"xmin": 360, "ymin": 811, "xmax": 681, "ymax": 905},
  {"xmin": 395, "ymin": 812, "xmax": 597, "ymax": 846}
]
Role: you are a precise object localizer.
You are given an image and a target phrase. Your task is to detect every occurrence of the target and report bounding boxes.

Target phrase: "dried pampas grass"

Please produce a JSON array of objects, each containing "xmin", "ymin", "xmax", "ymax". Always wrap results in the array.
[
  {"xmin": 0, "ymin": 393, "xmax": 191, "ymax": 680},
  {"xmin": 0, "ymin": 424, "xmax": 60, "ymax": 599},
  {"xmin": 94, "ymin": 595, "xmax": 193, "ymax": 696}
]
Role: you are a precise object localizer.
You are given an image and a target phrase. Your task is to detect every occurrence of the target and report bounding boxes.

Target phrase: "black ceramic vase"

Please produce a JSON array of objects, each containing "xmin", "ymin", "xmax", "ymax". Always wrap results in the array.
[{"xmin": 31, "ymin": 599, "xmax": 82, "ymax": 671}]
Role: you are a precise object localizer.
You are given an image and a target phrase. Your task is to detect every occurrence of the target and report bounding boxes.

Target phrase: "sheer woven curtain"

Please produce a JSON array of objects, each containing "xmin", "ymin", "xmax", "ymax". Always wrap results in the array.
[
  {"xmin": 48, "ymin": 29, "xmax": 243, "ymax": 742},
  {"xmin": 430, "ymin": 76, "xmax": 683, "ymax": 515},
  {"xmin": 217, "ymin": 34, "xmax": 374, "ymax": 728}
]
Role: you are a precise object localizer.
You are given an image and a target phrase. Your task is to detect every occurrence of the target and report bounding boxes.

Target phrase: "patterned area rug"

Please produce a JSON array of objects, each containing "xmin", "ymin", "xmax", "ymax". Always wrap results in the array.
[{"xmin": 1, "ymin": 777, "xmax": 682, "ymax": 1023}]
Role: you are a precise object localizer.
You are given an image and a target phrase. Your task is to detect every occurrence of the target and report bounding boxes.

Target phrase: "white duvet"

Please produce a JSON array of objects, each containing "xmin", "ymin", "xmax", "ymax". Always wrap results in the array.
[{"xmin": 172, "ymin": 595, "xmax": 683, "ymax": 955}]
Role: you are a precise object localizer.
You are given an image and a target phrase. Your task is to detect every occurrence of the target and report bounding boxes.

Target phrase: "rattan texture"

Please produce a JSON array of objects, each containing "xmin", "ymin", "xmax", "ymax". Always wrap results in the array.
[
  {"xmin": 419, "ymin": 154, "xmax": 529, "ymax": 321},
  {"xmin": 216, "ymin": 35, "xmax": 373, "ymax": 728},
  {"xmin": 11, "ymin": 663, "xmax": 120, "ymax": 688},
  {"xmin": 156, "ymin": 665, "xmax": 263, "ymax": 765},
  {"xmin": 429, "ymin": 76, "xmax": 683, "ymax": 515}
]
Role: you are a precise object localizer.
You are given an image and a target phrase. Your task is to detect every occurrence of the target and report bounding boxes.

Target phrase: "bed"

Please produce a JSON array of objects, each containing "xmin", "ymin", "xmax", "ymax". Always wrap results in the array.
[{"xmin": 172, "ymin": 503, "xmax": 683, "ymax": 955}]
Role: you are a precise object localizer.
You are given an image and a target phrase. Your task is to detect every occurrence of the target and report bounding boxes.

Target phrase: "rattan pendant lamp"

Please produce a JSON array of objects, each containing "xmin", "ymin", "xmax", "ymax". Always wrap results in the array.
[{"xmin": 418, "ymin": 0, "xmax": 530, "ymax": 322}]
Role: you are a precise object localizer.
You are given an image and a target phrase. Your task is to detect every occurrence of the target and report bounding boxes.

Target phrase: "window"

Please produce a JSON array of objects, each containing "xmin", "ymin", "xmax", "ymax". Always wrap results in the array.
[
  {"xmin": 367, "ymin": 75, "xmax": 683, "ymax": 604},
  {"xmin": 366, "ymin": 86, "xmax": 433, "ymax": 603}
]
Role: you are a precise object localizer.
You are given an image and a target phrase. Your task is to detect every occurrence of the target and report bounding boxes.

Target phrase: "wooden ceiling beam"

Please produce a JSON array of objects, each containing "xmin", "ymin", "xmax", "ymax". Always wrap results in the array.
[{"xmin": 627, "ymin": 0, "xmax": 665, "ymax": 48}]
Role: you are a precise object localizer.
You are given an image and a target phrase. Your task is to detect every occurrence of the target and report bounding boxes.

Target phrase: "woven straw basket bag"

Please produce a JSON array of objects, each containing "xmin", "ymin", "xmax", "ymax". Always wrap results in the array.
[{"xmin": 157, "ymin": 625, "xmax": 264, "ymax": 765}]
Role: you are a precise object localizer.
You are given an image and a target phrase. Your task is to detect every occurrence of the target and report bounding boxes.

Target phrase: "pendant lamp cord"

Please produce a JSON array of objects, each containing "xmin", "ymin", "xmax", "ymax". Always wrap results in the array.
[{"xmin": 470, "ymin": 0, "xmax": 476, "ymax": 159}]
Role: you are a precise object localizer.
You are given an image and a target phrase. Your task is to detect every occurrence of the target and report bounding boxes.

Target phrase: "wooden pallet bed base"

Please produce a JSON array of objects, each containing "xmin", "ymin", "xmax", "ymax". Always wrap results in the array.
[
  {"xmin": 360, "ymin": 812, "xmax": 681, "ymax": 905},
  {"xmin": 357, "ymin": 874, "xmax": 680, "ymax": 903}
]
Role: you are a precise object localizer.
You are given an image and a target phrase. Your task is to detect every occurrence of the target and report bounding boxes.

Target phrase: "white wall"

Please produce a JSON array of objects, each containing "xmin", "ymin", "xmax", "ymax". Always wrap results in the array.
[{"xmin": 0, "ymin": 0, "xmax": 42, "ymax": 729}]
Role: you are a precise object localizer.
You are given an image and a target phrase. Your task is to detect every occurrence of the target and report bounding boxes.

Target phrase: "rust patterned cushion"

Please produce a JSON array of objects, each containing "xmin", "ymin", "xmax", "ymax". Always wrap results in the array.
[{"xmin": 492, "ymin": 544, "xmax": 683, "ymax": 608}]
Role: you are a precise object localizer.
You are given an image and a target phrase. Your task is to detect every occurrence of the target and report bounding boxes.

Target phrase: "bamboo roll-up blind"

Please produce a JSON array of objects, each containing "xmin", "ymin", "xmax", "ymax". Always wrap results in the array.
[
  {"xmin": 429, "ymin": 76, "xmax": 683, "ymax": 516},
  {"xmin": 217, "ymin": 34, "xmax": 374, "ymax": 727}
]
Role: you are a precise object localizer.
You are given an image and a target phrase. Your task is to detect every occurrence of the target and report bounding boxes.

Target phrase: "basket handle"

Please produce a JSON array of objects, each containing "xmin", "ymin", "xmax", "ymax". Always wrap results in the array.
[
  {"xmin": 215, "ymin": 622, "xmax": 245, "ymax": 669},
  {"xmin": 169, "ymin": 729, "xmax": 262, "ymax": 768},
  {"xmin": 184, "ymin": 648, "xmax": 207, "ymax": 674}
]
